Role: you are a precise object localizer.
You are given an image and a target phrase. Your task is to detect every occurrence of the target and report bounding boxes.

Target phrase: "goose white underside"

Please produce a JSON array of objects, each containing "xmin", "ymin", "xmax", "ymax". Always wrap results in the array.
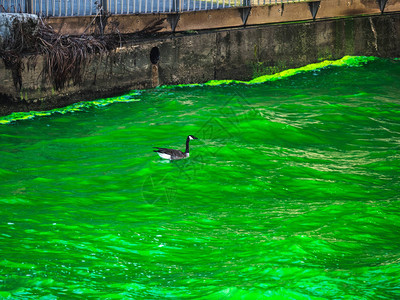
[
  {"xmin": 156, "ymin": 152, "xmax": 189, "ymax": 160},
  {"xmin": 157, "ymin": 152, "xmax": 172, "ymax": 160}
]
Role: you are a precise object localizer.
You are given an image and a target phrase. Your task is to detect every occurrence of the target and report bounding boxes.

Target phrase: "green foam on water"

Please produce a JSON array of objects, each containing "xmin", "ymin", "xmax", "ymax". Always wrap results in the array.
[
  {"xmin": 0, "ymin": 56, "xmax": 376, "ymax": 125},
  {"xmin": 249, "ymin": 55, "xmax": 377, "ymax": 84},
  {"xmin": 164, "ymin": 55, "xmax": 377, "ymax": 88},
  {"xmin": 0, "ymin": 91, "xmax": 140, "ymax": 125}
]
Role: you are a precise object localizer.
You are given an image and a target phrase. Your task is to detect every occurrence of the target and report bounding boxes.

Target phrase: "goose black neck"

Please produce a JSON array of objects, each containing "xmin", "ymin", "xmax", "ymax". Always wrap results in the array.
[{"xmin": 185, "ymin": 137, "xmax": 190, "ymax": 154}]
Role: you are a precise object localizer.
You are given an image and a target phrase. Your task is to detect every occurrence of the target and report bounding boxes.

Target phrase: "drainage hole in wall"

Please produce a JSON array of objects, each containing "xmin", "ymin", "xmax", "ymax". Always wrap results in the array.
[{"xmin": 150, "ymin": 47, "xmax": 160, "ymax": 64}]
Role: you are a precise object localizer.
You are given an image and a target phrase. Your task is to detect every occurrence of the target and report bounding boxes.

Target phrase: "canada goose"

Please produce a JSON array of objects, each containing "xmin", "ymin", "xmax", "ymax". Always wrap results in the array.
[{"xmin": 153, "ymin": 135, "xmax": 199, "ymax": 160}]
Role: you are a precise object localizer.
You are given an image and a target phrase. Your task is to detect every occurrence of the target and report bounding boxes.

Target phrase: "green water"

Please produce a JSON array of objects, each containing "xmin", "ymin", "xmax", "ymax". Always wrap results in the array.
[{"xmin": 1, "ymin": 56, "xmax": 400, "ymax": 299}]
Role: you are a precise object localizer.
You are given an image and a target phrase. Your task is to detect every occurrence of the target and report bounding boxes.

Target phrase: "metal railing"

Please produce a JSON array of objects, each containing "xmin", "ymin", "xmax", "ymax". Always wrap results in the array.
[
  {"xmin": 1, "ymin": 0, "xmax": 25, "ymax": 13},
  {"xmin": 1, "ymin": 0, "xmax": 305, "ymax": 16}
]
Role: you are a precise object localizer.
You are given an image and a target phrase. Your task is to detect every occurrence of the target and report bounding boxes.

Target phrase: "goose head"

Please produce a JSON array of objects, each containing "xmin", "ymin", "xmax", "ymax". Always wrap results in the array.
[{"xmin": 188, "ymin": 135, "xmax": 198, "ymax": 140}]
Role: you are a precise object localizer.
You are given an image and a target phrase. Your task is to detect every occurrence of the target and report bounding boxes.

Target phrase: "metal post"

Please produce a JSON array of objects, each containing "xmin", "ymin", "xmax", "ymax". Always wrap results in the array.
[
  {"xmin": 239, "ymin": 0, "xmax": 251, "ymax": 25},
  {"xmin": 308, "ymin": 1, "xmax": 320, "ymax": 20},
  {"xmin": 101, "ymin": 0, "xmax": 107, "ymax": 12},
  {"xmin": 25, "ymin": 0, "xmax": 32, "ymax": 13},
  {"xmin": 377, "ymin": 0, "xmax": 387, "ymax": 13}
]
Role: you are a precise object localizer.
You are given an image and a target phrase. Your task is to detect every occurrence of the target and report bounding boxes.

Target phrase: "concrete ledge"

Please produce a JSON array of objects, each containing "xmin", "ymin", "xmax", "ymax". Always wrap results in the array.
[
  {"xmin": 317, "ymin": 0, "xmax": 381, "ymax": 18},
  {"xmin": 385, "ymin": 0, "xmax": 400, "ymax": 13},
  {"xmin": 247, "ymin": 2, "xmax": 316, "ymax": 25},
  {"xmin": 45, "ymin": 0, "xmax": 400, "ymax": 35},
  {"xmin": 175, "ymin": 8, "xmax": 244, "ymax": 31}
]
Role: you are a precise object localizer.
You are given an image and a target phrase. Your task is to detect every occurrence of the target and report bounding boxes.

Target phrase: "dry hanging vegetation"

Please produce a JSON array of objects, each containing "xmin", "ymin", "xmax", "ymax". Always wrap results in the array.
[
  {"xmin": 0, "ymin": 16, "xmax": 116, "ymax": 91},
  {"xmin": 0, "ymin": 16, "xmax": 37, "ymax": 91},
  {"xmin": 36, "ymin": 19, "xmax": 113, "ymax": 90},
  {"xmin": 0, "ymin": 14, "xmax": 165, "ymax": 92}
]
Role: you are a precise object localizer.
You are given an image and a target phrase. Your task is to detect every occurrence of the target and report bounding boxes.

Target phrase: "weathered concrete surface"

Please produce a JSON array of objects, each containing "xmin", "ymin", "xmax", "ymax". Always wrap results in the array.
[
  {"xmin": 45, "ymin": 0, "xmax": 400, "ymax": 35},
  {"xmin": 0, "ymin": 13, "xmax": 38, "ymax": 44},
  {"xmin": 1, "ymin": 13, "xmax": 399, "ymax": 115}
]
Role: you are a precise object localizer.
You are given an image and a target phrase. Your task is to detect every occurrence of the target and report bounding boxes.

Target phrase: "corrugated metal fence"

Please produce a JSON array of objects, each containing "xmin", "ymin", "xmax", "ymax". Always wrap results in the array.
[{"xmin": 0, "ymin": 0, "xmax": 304, "ymax": 16}]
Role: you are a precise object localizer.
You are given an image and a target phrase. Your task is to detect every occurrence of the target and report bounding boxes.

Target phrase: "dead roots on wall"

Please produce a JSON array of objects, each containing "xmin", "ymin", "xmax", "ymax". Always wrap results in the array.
[
  {"xmin": 0, "ymin": 15, "xmax": 165, "ymax": 93},
  {"xmin": 0, "ymin": 17, "xmax": 117, "ymax": 92},
  {"xmin": 38, "ymin": 21, "xmax": 112, "ymax": 90}
]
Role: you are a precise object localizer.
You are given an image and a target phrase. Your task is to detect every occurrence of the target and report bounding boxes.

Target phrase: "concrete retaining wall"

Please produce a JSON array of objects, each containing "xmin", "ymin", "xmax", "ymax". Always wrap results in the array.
[{"xmin": 1, "ymin": 13, "xmax": 399, "ymax": 115}]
